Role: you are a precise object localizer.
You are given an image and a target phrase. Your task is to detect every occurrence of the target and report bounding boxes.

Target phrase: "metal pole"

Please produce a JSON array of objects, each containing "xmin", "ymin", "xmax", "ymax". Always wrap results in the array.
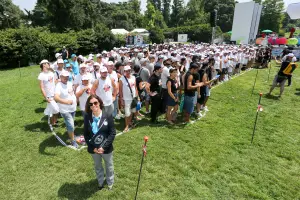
[
  {"xmin": 251, "ymin": 93, "xmax": 262, "ymax": 144},
  {"xmin": 18, "ymin": 61, "xmax": 21, "ymax": 77},
  {"xmin": 134, "ymin": 136, "xmax": 148, "ymax": 200},
  {"xmin": 267, "ymin": 62, "xmax": 271, "ymax": 82},
  {"xmin": 251, "ymin": 69, "xmax": 259, "ymax": 95}
]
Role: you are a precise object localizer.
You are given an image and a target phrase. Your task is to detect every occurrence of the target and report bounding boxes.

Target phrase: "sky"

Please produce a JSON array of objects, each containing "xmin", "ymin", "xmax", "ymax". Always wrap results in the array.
[{"xmin": 12, "ymin": 0, "xmax": 300, "ymax": 13}]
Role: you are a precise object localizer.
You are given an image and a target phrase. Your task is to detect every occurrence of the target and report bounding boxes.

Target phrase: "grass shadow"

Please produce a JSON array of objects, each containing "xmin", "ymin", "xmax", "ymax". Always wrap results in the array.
[
  {"xmin": 264, "ymin": 94, "xmax": 280, "ymax": 100},
  {"xmin": 35, "ymin": 108, "xmax": 45, "ymax": 113},
  {"xmin": 296, "ymin": 88, "xmax": 300, "ymax": 91},
  {"xmin": 39, "ymin": 134, "xmax": 67, "ymax": 156},
  {"xmin": 24, "ymin": 121, "xmax": 51, "ymax": 133},
  {"xmin": 57, "ymin": 179, "xmax": 99, "ymax": 200},
  {"xmin": 294, "ymin": 92, "xmax": 300, "ymax": 96}
]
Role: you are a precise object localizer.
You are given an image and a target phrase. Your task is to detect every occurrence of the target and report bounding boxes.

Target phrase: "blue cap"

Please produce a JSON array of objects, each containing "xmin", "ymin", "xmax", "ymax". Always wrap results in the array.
[
  {"xmin": 71, "ymin": 54, "xmax": 77, "ymax": 58},
  {"xmin": 64, "ymin": 59, "xmax": 69, "ymax": 63},
  {"xmin": 153, "ymin": 63, "xmax": 162, "ymax": 72},
  {"xmin": 66, "ymin": 63, "xmax": 71, "ymax": 68}
]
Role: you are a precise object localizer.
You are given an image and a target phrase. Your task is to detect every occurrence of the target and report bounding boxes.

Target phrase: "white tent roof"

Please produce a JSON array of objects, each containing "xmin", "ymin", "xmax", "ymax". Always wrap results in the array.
[
  {"xmin": 111, "ymin": 29, "xmax": 129, "ymax": 35},
  {"xmin": 287, "ymin": 3, "xmax": 300, "ymax": 20},
  {"xmin": 131, "ymin": 28, "xmax": 149, "ymax": 33}
]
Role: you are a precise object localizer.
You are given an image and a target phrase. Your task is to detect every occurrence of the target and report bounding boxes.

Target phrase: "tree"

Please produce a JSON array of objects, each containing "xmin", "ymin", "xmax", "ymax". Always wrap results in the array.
[
  {"xmin": 203, "ymin": 0, "xmax": 235, "ymax": 32},
  {"xmin": 184, "ymin": 0, "xmax": 207, "ymax": 26},
  {"xmin": 144, "ymin": 1, "xmax": 166, "ymax": 30},
  {"xmin": 162, "ymin": 0, "xmax": 171, "ymax": 26},
  {"xmin": 170, "ymin": 0, "xmax": 185, "ymax": 27},
  {"xmin": 0, "ymin": 0, "xmax": 23, "ymax": 29},
  {"xmin": 150, "ymin": 0, "xmax": 162, "ymax": 11},
  {"xmin": 259, "ymin": 0, "xmax": 284, "ymax": 33}
]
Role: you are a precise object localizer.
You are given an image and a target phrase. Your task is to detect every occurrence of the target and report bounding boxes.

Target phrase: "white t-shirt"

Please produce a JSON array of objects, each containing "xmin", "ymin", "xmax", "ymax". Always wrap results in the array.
[
  {"xmin": 74, "ymin": 73, "xmax": 92, "ymax": 85},
  {"xmin": 76, "ymin": 84, "xmax": 92, "ymax": 111},
  {"xmin": 91, "ymin": 71, "xmax": 100, "ymax": 84},
  {"xmin": 96, "ymin": 77, "xmax": 113, "ymax": 106},
  {"xmin": 214, "ymin": 56, "xmax": 220, "ymax": 70},
  {"xmin": 55, "ymin": 82, "xmax": 77, "ymax": 113},
  {"xmin": 38, "ymin": 71, "xmax": 55, "ymax": 98},
  {"xmin": 161, "ymin": 66, "xmax": 171, "ymax": 89},
  {"xmin": 120, "ymin": 75, "xmax": 136, "ymax": 101},
  {"xmin": 54, "ymin": 69, "xmax": 63, "ymax": 80}
]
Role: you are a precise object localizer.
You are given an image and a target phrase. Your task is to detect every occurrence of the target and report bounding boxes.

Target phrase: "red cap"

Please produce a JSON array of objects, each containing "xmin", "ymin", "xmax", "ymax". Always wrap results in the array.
[
  {"xmin": 144, "ymin": 136, "xmax": 149, "ymax": 142},
  {"xmin": 259, "ymin": 93, "xmax": 263, "ymax": 96}
]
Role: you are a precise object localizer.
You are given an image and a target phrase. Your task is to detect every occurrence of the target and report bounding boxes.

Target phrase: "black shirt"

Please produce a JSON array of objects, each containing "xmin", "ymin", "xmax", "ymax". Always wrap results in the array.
[
  {"xmin": 278, "ymin": 61, "xmax": 291, "ymax": 77},
  {"xmin": 166, "ymin": 77, "xmax": 178, "ymax": 94},
  {"xmin": 148, "ymin": 73, "xmax": 161, "ymax": 93},
  {"xmin": 133, "ymin": 73, "xmax": 143, "ymax": 94},
  {"xmin": 184, "ymin": 71, "xmax": 196, "ymax": 97}
]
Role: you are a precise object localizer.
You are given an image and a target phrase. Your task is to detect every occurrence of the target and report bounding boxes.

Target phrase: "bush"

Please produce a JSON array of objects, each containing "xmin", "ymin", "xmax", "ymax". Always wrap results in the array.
[
  {"xmin": 164, "ymin": 24, "xmax": 212, "ymax": 43},
  {"xmin": 0, "ymin": 25, "xmax": 117, "ymax": 69}
]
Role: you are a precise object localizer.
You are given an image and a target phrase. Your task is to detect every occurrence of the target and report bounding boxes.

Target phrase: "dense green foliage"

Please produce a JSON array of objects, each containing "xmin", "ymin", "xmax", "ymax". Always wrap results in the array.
[{"xmin": 0, "ymin": 26, "xmax": 119, "ymax": 68}]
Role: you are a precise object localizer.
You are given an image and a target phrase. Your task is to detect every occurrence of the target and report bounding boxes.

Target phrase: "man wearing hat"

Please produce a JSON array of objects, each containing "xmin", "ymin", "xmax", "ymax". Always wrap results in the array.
[
  {"xmin": 119, "ymin": 65, "xmax": 139, "ymax": 132},
  {"xmin": 146, "ymin": 55, "xmax": 156, "ymax": 76},
  {"xmin": 54, "ymin": 70, "xmax": 78, "ymax": 148},
  {"xmin": 38, "ymin": 59, "xmax": 59, "ymax": 129},
  {"xmin": 161, "ymin": 58, "xmax": 173, "ymax": 114},
  {"xmin": 51, "ymin": 53, "xmax": 62, "ymax": 71},
  {"xmin": 76, "ymin": 74, "xmax": 92, "ymax": 117},
  {"xmin": 268, "ymin": 53, "xmax": 297, "ymax": 97},
  {"xmin": 70, "ymin": 54, "xmax": 79, "ymax": 76},
  {"xmin": 74, "ymin": 63, "xmax": 92, "ymax": 92},
  {"xmin": 91, "ymin": 67, "xmax": 117, "ymax": 117},
  {"xmin": 106, "ymin": 61, "xmax": 119, "ymax": 118},
  {"xmin": 54, "ymin": 59, "xmax": 64, "ymax": 83},
  {"xmin": 146, "ymin": 63, "xmax": 163, "ymax": 123}
]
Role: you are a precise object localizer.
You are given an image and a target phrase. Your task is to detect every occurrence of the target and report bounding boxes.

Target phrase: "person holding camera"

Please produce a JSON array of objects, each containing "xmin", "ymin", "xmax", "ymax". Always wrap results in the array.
[{"xmin": 83, "ymin": 95, "xmax": 116, "ymax": 190}]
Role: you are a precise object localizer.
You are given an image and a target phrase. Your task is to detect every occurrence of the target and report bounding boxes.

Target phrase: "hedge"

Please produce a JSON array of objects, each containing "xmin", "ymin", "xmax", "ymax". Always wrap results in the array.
[{"xmin": 0, "ymin": 25, "xmax": 124, "ymax": 69}]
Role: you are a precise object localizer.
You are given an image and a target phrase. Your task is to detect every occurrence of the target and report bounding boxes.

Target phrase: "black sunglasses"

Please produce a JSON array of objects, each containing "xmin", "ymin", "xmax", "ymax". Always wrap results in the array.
[{"xmin": 89, "ymin": 101, "xmax": 99, "ymax": 107}]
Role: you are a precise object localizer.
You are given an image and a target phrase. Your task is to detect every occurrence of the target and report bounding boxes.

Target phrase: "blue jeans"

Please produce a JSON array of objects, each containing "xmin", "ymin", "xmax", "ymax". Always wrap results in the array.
[
  {"xmin": 112, "ymin": 96, "xmax": 118, "ymax": 118},
  {"xmin": 61, "ymin": 112, "xmax": 75, "ymax": 133}
]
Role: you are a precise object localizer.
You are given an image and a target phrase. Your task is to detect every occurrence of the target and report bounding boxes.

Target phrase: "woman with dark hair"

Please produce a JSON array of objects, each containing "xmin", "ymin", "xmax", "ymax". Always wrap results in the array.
[
  {"xmin": 166, "ymin": 68, "xmax": 179, "ymax": 124},
  {"xmin": 83, "ymin": 94, "xmax": 116, "ymax": 190}
]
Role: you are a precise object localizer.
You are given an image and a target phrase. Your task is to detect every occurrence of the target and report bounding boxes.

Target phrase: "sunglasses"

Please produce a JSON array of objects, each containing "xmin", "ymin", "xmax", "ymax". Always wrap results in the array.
[{"xmin": 89, "ymin": 101, "xmax": 99, "ymax": 107}]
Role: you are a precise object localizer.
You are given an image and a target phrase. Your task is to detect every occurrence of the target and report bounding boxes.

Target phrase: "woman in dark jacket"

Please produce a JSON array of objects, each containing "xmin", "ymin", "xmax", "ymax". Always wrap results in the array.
[{"xmin": 83, "ymin": 94, "xmax": 116, "ymax": 190}]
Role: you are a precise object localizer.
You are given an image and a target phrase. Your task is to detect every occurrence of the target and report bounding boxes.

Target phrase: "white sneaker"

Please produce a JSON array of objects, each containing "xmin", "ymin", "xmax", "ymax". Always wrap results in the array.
[
  {"xmin": 196, "ymin": 112, "xmax": 203, "ymax": 117},
  {"xmin": 204, "ymin": 106, "xmax": 209, "ymax": 112}
]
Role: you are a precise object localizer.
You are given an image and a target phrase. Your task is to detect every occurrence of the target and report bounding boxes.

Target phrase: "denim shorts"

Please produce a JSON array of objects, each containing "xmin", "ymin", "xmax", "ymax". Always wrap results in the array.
[
  {"xmin": 167, "ymin": 93, "xmax": 178, "ymax": 107},
  {"xmin": 184, "ymin": 95, "xmax": 195, "ymax": 114},
  {"xmin": 61, "ymin": 112, "xmax": 75, "ymax": 133}
]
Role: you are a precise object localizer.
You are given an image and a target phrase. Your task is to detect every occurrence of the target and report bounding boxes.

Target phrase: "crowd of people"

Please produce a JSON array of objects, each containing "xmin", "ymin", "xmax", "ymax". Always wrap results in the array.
[{"xmin": 37, "ymin": 43, "xmax": 299, "ymax": 190}]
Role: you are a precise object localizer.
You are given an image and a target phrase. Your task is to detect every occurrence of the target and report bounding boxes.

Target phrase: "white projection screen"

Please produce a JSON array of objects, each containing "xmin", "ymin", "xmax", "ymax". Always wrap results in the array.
[{"xmin": 231, "ymin": 2, "xmax": 262, "ymax": 44}]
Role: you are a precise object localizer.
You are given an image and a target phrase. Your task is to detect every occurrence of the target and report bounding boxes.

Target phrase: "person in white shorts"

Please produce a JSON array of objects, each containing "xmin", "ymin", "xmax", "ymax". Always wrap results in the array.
[
  {"xmin": 76, "ymin": 75, "xmax": 92, "ymax": 117},
  {"xmin": 119, "ymin": 65, "xmax": 139, "ymax": 132},
  {"xmin": 38, "ymin": 59, "xmax": 59, "ymax": 128}
]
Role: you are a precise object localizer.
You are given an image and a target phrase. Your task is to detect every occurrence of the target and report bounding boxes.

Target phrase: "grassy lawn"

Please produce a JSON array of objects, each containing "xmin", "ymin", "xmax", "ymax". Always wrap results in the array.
[{"xmin": 1, "ymin": 62, "xmax": 300, "ymax": 199}]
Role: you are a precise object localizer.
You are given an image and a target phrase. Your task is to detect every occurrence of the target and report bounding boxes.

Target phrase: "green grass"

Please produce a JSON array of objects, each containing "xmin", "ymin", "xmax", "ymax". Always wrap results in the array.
[{"xmin": 1, "ymin": 62, "xmax": 300, "ymax": 199}]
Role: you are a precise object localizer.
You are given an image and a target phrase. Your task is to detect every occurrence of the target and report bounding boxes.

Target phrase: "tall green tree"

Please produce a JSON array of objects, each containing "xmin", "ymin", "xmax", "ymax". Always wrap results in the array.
[
  {"xmin": 162, "ymin": 0, "xmax": 171, "ymax": 26},
  {"xmin": 170, "ymin": 0, "xmax": 185, "ymax": 27},
  {"xmin": 184, "ymin": 0, "xmax": 207, "ymax": 26},
  {"xmin": 0, "ymin": 0, "xmax": 23, "ymax": 29},
  {"xmin": 259, "ymin": 0, "xmax": 284, "ymax": 33},
  {"xmin": 203, "ymin": 0, "xmax": 235, "ymax": 32},
  {"xmin": 150, "ymin": 0, "xmax": 162, "ymax": 11}
]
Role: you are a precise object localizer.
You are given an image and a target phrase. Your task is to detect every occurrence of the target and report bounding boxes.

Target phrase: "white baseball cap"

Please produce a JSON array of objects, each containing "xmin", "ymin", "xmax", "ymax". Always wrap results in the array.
[
  {"xmin": 57, "ymin": 59, "xmax": 64, "ymax": 64},
  {"xmin": 80, "ymin": 63, "xmax": 87, "ymax": 68},
  {"xmin": 124, "ymin": 65, "xmax": 131, "ymax": 71},
  {"xmin": 93, "ymin": 62, "xmax": 101, "ymax": 67},
  {"xmin": 100, "ymin": 67, "xmax": 108, "ymax": 73},
  {"xmin": 81, "ymin": 75, "xmax": 90, "ymax": 80},
  {"xmin": 60, "ymin": 70, "xmax": 69, "ymax": 77},
  {"xmin": 106, "ymin": 61, "xmax": 114, "ymax": 66},
  {"xmin": 288, "ymin": 53, "xmax": 294, "ymax": 57},
  {"xmin": 55, "ymin": 53, "xmax": 62, "ymax": 58},
  {"xmin": 40, "ymin": 59, "xmax": 49, "ymax": 65}
]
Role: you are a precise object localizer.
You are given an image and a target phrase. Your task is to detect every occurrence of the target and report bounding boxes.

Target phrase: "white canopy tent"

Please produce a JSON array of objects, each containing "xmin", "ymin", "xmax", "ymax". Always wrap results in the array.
[
  {"xmin": 130, "ymin": 28, "xmax": 150, "ymax": 36},
  {"xmin": 287, "ymin": 3, "xmax": 300, "ymax": 20},
  {"xmin": 111, "ymin": 29, "xmax": 129, "ymax": 35}
]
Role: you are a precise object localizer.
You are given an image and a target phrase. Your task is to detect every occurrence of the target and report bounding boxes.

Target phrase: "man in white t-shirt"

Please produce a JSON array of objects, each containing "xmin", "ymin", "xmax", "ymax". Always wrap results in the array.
[
  {"xmin": 38, "ymin": 59, "xmax": 59, "ymax": 129},
  {"xmin": 54, "ymin": 70, "xmax": 78, "ymax": 148},
  {"xmin": 91, "ymin": 62, "xmax": 101, "ymax": 84},
  {"xmin": 54, "ymin": 59, "xmax": 64, "ymax": 83},
  {"xmin": 161, "ymin": 58, "xmax": 172, "ymax": 114},
  {"xmin": 51, "ymin": 53, "xmax": 62, "ymax": 71},
  {"xmin": 91, "ymin": 66, "xmax": 117, "ymax": 117},
  {"xmin": 74, "ymin": 63, "xmax": 92, "ymax": 91},
  {"xmin": 106, "ymin": 61, "xmax": 119, "ymax": 118},
  {"xmin": 75, "ymin": 74, "xmax": 92, "ymax": 116},
  {"xmin": 119, "ymin": 65, "xmax": 139, "ymax": 132}
]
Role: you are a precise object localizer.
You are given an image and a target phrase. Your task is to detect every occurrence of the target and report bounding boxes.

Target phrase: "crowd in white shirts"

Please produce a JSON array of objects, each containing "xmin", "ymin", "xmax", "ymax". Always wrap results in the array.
[{"xmin": 38, "ymin": 43, "xmax": 264, "ymax": 148}]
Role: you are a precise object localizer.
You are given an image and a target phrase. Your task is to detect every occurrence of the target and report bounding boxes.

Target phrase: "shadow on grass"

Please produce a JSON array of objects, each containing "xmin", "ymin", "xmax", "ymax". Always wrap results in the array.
[
  {"xmin": 39, "ymin": 134, "xmax": 68, "ymax": 156},
  {"xmin": 24, "ymin": 121, "xmax": 51, "ymax": 133},
  {"xmin": 264, "ymin": 94, "xmax": 280, "ymax": 100},
  {"xmin": 295, "ymin": 92, "xmax": 300, "ymax": 96},
  {"xmin": 57, "ymin": 179, "xmax": 99, "ymax": 200},
  {"xmin": 296, "ymin": 88, "xmax": 300, "ymax": 91},
  {"xmin": 35, "ymin": 107, "xmax": 45, "ymax": 113}
]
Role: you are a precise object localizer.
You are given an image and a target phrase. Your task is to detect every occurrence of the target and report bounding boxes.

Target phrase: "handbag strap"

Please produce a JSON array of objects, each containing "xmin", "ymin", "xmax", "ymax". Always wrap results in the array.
[{"xmin": 124, "ymin": 75, "xmax": 134, "ymax": 98}]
